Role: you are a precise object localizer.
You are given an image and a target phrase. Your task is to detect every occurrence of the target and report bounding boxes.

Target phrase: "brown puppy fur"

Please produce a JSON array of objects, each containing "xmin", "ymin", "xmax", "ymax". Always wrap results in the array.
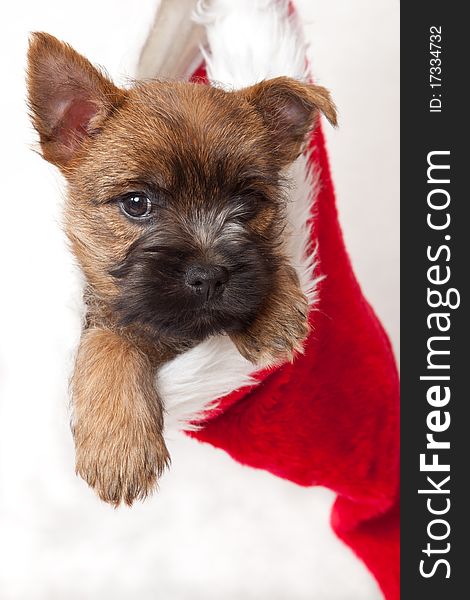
[{"xmin": 27, "ymin": 32, "xmax": 336, "ymax": 506}]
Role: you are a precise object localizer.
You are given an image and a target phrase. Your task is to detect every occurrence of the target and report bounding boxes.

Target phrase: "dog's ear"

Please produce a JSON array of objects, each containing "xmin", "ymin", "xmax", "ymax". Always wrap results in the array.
[
  {"xmin": 239, "ymin": 76, "xmax": 337, "ymax": 166},
  {"xmin": 27, "ymin": 32, "xmax": 126, "ymax": 168}
]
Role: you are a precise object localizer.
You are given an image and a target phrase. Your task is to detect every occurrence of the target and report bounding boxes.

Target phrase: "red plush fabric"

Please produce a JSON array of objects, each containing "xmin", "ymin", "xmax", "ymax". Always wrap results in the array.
[{"xmin": 188, "ymin": 66, "xmax": 400, "ymax": 600}]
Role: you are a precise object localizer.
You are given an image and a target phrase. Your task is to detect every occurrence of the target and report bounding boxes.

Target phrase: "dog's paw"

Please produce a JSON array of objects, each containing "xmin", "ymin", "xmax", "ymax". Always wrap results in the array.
[
  {"xmin": 233, "ymin": 289, "xmax": 309, "ymax": 367},
  {"xmin": 74, "ymin": 420, "xmax": 169, "ymax": 507}
]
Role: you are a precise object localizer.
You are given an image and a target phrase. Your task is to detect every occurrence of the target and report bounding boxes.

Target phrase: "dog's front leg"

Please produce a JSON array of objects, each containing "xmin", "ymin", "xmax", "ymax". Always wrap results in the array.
[
  {"xmin": 231, "ymin": 263, "xmax": 309, "ymax": 367},
  {"xmin": 71, "ymin": 327, "xmax": 169, "ymax": 506}
]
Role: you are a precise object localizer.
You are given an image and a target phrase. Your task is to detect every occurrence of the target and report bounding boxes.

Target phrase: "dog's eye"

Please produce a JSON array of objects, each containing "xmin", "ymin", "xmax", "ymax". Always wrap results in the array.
[
  {"xmin": 119, "ymin": 194, "xmax": 152, "ymax": 219},
  {"xmin": 232, "ymin": 193, "xmax": 264, "ymax": 222}
]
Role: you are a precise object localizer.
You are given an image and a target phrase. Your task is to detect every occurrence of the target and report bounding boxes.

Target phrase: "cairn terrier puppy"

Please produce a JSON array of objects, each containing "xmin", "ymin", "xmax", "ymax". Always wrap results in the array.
[{"xmin": 27, "ymin": 32, "xmax": 336, "ymax": 506}]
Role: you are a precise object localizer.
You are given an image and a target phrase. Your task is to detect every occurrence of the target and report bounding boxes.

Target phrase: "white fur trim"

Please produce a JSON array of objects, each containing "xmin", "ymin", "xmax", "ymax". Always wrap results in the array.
[
  {"xmin": 194, "ymin": 0, "xmax": 309, "ymax": 87},
  {"xmin": 148, "ymin": 0, "xmax": 320, "ymax": 433}
]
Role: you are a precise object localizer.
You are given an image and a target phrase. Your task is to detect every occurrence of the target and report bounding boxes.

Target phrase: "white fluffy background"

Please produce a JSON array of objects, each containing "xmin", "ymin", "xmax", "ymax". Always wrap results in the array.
[{"xmin": 0, "ymin": 1, "xmax": 398, "ymax": 599}]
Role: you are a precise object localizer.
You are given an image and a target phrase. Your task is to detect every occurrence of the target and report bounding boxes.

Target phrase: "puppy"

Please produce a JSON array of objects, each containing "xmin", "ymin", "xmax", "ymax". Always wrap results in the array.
[{"xmin": 26, "ymin": 33, "xmax": 336, "ymax": 506}]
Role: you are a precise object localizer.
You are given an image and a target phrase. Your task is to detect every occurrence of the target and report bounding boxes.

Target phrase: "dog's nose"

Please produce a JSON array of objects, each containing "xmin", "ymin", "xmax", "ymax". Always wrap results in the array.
[{"xmin": 185, "ymin": 264, "xmax": 229, "ymax": 300}]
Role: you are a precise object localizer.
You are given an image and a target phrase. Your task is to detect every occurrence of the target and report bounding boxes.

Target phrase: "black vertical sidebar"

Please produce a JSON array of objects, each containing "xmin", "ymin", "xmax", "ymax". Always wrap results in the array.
[{"xmin": 401, "ymin": 3, "xmax": 468, "ymax": 599}]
